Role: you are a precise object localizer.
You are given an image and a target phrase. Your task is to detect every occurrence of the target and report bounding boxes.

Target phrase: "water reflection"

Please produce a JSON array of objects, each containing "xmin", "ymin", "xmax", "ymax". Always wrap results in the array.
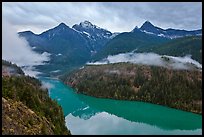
[
  {"xmin": 72, "ymin": 106, "xmax": 100, "ymax": 120},
  {"xmin": 75, "ymin": 94, "xmax": 202, "ymax": 130},
  {"xmin": 66, "ymin": 112, "xmax": 201, "ymax": 135},
  {"xmin": 39, "ymin": 77, "xmax": 202, "ymax": 135}
]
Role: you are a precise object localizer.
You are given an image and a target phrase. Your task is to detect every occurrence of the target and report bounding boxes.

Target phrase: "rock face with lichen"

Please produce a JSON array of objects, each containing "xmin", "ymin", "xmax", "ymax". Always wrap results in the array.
[{"xmin": 2, "ymin": 60, "xmax": 71, "ymax": 135}]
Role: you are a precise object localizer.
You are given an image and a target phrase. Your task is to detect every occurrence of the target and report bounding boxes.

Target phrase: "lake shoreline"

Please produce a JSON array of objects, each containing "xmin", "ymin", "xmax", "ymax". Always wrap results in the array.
[
  {"xmin": 41, "ymin": 77, "xmax": 202, "ymax": 135},
  {"xmin": 71, "ymin": 89, "xmax": 202, "ymax": 116},
  {"xmin": 61, "ymin": 63, "xmax": 202, "ymax": 115}
]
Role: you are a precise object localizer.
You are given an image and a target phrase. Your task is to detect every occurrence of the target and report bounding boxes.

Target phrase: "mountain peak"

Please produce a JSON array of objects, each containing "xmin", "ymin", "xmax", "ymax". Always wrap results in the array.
[
  {"xmin": 83, "ymin": 20, "xmax": 92, "ymax": 24},
  {"xmin": 144, "ymin": 20, "xmax": 151, "ymax": 24},
  {"xmin": 132, "ymin": 26, "xmax": 141, "ymax": 33},
  {"xmin": 79, "ymin": 20, "xmax": 95, "ymax": 28},
  {"xmin": 57, "ymin": 22, "xmax": 69, "ymax": 28},
  {"xmin": 18, "ymin": 30, "xmax": 35, "ymax": 35},
  {"xmin": 140, "ymin": 21, "xmax": 155, "ymax": 29}
]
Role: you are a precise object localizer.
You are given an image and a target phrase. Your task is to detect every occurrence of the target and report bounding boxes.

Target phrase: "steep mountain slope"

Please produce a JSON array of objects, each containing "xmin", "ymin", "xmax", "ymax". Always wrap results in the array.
[
  {"xmin": 150, "ymin": 36, "xmax": 202, "ymax": 64},
  {"xmin": 19, "ymin": 23, "xmax": 90, "ymax": 54},
  {"xmin": 18, "ymin": 21, "xmax": 118, "ymax": 76},
  {"xmin": 62, "ymin": 63, "xmax": 202, "ymax": 114},
  {"xmin": 18, "ymin": 23, "xmax": 91, "ymax": 76},
  {"xmin": 92, "ymin": 28, "xmax": 170, "ymax": 61},
  {"xmin": 72, "ymin": 20, "xmax": 114, "ymax": 52},
  {"xmin": 139, "ymin": 21, "xmax": 202, "ymax": 39},
  {"xmin": 2, "ymin": 60, "xmax": 71, "ymax": 135},
  {"xmin": 130, "ymin": 36, "xmax": 202, "ymax": 64},
  {"xmin": 18, "ymin": 21, "xmax": 202, "ymax": 76},
  {"xmin": 92, "ymin": 21, "xmax": 202, "ymax": 62},
  {"xmin": 93, "ymin": 34, "xmax": 202, "ymax": 64}
]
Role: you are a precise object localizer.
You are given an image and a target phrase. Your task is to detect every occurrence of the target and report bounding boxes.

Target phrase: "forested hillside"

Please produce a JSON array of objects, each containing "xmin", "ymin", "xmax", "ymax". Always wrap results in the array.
[
  {"xmin": 92, "ymin": 30, "xmax": 170, "ymax": 61},
  {"xmin": 93, "ymin": 35, "xmax": 202, "ymax": 64},
  {"xmin": 150, "ymin": 36, "xmax": 202, "ymax": 64},
  {"xmin": 63, "ymin": 63, "xmax": 202, "ymax": 114},
  {"xmin": 2, "ymin": 60, "xmax": 70, "ymax": 135}
]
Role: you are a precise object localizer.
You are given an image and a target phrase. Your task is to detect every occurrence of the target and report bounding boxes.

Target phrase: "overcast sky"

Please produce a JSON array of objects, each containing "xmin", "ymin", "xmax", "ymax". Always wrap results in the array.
[{"xmin": 2, "ymin": 2, "xmax": 202, "ymax": 34}]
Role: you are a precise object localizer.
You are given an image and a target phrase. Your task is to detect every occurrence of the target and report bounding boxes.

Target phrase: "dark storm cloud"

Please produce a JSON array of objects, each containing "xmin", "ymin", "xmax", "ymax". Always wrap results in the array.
[{"xmin": 2, "ymin": 2, "xmax": 202, "ymax": 33}]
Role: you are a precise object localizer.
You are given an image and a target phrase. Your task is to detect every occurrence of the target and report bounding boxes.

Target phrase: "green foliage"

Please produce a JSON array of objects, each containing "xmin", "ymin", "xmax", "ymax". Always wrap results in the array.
[
  {"xmin": 41, "ymin": 124, "xmax": 47, "ymax": 135},
  {"xmin": 137, "ymin": 66, "xmax": 202, "ymax": 114},
  {"xmin": 149, "ymin": 36, "xmax": 202, "ymax": 64},
  {"xmin": 92, "ymin": 31, "xmax": 170, "ymax": 61},
  {"xmin": 65, "ymin": 63, "xmax": 202, "ymax": 114},
  {"xmin": 92, "ymin": 34, "xmax": 202, "ymax": 64},
  {"xmin": 2, "ymin": 76, "xmax": 70, "ymax": 135}
]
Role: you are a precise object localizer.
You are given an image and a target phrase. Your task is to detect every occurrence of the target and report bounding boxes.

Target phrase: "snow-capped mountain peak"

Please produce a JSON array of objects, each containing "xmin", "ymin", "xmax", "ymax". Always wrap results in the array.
[
  {"xmin": 79, "ymin": 20, "xmax": 95, "ymax": 29},
  {"xmin": 72, "ymin": 20, "xmax": 118, "ymax": 51},
  {"xmin": 137, "ymin": 21, "xmax": 202, "ymax": 39}
]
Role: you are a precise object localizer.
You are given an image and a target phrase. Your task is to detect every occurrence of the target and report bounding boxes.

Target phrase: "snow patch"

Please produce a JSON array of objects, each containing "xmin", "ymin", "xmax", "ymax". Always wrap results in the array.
[
  {"xmin": 72, "ymin": 28, "xmax": 83, "ymax": 34},
  {"xmin": 142, "ymin": 30, "xmax": 155, "ymax": 35},
  {"xmin": 50, "ymin": 70, "xmax": 61, "ymax": 73},
  {"xmin": 56, "ymin": 53, "xmax": 62, "ymax": 56},
  {"xmin": 157, "ymin": 34, "xmax": 165, "ymax": 37},
  {"xmin": 83, "ymin": 31, "xmax": 91, "ymax": 38},
  {"xmin": 110, "ymin": 33, "xmax": 120, "ymax": 39},
  {"xmin": 80, "ymin": 21, "xmax": 94, "ymax": 29}
]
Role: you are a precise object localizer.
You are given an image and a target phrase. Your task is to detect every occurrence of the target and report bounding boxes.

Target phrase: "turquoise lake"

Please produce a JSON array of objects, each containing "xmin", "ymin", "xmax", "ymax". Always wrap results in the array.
[{"xmin": 39, "ymin": 77, "xmax": 202, "ymax": 135}]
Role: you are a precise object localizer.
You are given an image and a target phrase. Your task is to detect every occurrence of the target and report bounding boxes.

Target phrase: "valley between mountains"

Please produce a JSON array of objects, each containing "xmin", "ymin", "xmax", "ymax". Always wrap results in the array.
[
  {"xmin": 18, "ymin": 20, "xmax": 202, "ymax": 77},
  {"xmin": 16, "ymin": 20, "xmax": 204, "ymax": 115},
  {"xmin": 3, "ymin": 20, "xmax": 202, "ymax": 135}
]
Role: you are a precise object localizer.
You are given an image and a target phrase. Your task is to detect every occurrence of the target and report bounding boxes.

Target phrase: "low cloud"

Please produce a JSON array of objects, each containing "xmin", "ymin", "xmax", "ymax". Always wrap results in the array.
[
  {"xmin": 41, "ymin": 81, "xmax": 55, "ymax": 90},
  {"xmin": 21, "ymin": 66, "xmax": 42, "ymax": 77},
  {"xmin": 2, "ymin": 20, "xmax": 50, "ymax": 77},
  {"xmin": 87, "ymin": 52, "xmax": 202, "ymax": 70}
]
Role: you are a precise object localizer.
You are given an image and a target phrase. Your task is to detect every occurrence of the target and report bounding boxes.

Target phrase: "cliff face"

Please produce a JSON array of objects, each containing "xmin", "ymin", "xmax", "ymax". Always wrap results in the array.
[
  {"xmin": 63, "ymin": 63, "xmax": 202, "ymax": 114},
  {"xmin": 2, "ymin": 60, "xmax": 71, "ymax": 135}
]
